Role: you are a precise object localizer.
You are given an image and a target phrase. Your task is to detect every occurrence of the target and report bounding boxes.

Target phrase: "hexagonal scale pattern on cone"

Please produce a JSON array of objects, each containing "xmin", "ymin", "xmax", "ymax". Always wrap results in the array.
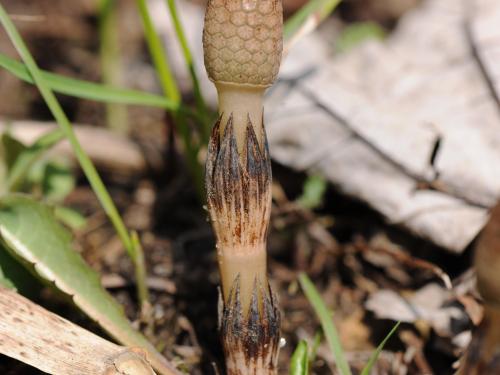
[{"xmin": 203, "ymin": 0, "xmax": 283, "ymax": 87}]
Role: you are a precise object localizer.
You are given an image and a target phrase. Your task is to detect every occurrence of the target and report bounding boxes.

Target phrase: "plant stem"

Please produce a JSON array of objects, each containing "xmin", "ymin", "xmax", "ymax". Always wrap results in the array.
[
  {"xmin": 283, "ymin": 0, "xmax": 342, "ymax": 41},
  {"xmin": 165, "ymin": 0, "xmax": 210, "ymax": 143},
  {"xmin": 99, "ymin": 0, "xmax": 129, "ymax": 134},
  {"xmin": 135, "ymin": 0, "xmax": 204, "ymax": 197},
  {"xmin": 135, "ymin": 0, "xmax": 180, "ymax": 103},
  {"xmin": 0, "ymin": 5, "xmax": 149, "ymax": 306},
  {"xmin": 131, "ymin": 231, "xmax": 150, "ymax": 309},
  {"xmin": 203, "ymin": 0, "xmax": 283, "ymax": 372}
]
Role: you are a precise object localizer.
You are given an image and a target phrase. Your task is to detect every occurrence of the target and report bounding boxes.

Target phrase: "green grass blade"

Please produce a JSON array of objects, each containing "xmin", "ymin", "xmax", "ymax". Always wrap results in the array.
[
  {"xmin": 135, "ymin": 0, "xmax": 204, "ymax": 196},
  {"xmin": 298, "ymin": 272, "xmax": 352, "ymax": 375},
  {"xmin": 290, "ymin": 340, "xmax": 309, "ymax": 375},
  {"xmin": 135, "ymin": 0, "xmax": 180, "ymax": 103},
  {"xmin": 0, "ymin": 5, "xmax": 149, "ymax": 306},
  {"xmin": 0, "ymin": 195, "xmax": 178, "ymax": 375},
  {"xmin": 165, "ymin": 0, "xmax": 210, "ymax": 142},
  {"xmin": 99, "ymin": 0, "xmax": 129, "ymax": 133},
  {"xmin": 0, "ymin": 53, "xmax": 181, "ymax": 111},
  {"xmin": 310, "ymin": 331, "xmax": 322, "ymax": 363},
  {"xmin": 284, "ymin": 0, "xmax": 341, "ymax": 41},
  {"xmin": 360, "ymin": 322, "xmax": 401, "ymax": 375}
]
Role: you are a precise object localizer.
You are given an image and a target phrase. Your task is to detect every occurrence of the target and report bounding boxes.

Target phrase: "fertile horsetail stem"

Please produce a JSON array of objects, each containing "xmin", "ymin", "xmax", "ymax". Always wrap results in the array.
[{"xmin": 203, "ymin": 0, "xmax": 283, "ymax": 373}]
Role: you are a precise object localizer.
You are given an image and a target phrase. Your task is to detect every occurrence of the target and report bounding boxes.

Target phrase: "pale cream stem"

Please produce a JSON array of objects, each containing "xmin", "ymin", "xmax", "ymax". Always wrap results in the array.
[
  {"xmin": 218, "ymin": 244, "xmax": 267, "ymax": 313},
  {"xmin": 216, "ymin": 82, "xmax": 265, "ymax": 153}
]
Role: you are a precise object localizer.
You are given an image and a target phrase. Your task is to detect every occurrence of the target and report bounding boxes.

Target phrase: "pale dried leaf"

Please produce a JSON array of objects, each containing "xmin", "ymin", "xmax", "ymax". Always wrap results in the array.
[
  {"xmin": 266, "ymin": 0, "xmax": 500, "ymax": 252},
  {"xmin": 0, "ymin": 120, "xmax": 147, "ymax": 174},
  {"xmin": 0, "ymin": 287, "xmax": 156, "ymax": 375},
  {"xmin": 366, "ymin": 284, "xmax": 466, "ymax": 341}
]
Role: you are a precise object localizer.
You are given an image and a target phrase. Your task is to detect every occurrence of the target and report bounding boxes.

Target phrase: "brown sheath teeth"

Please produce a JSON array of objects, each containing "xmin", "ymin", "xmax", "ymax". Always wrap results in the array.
[
  {"xmin": 205, "ymin": 114, "xmax": 271, "ymax": 250},
  {"xmin": 219, "ymin": 276, "xmax": 280, "ymax": 375}
]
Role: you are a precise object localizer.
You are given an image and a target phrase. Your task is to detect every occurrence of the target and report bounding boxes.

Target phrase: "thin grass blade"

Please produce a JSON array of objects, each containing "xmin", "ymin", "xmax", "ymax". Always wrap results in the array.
[
  {"xmin": 298, "ymin": 272, "xmax": 352, "ymax": 375},
  {"xmin": 360, "ymin": 321, "xmax": 401, "ymax": 375},
  {"xmin": 284, "ymin": 0, "xmax": 341, "ymax": 50},
  {"xmin": 0, "ymin": 53, "xmax": 181, "ymax": 111},
  {"xmin": 99, "ymin": 0, "xmax": 129, "ymax": 133},
  {"xmin": 290, "ymin": 340, "xmax": 309, "ymax": 375},
  {"xmin": 135, "ymin": 0, "xmax": 180, "ymax": 102},
  {"xmin": 165, "ymin": 0, "xmax": 210, "ymax": 141}
]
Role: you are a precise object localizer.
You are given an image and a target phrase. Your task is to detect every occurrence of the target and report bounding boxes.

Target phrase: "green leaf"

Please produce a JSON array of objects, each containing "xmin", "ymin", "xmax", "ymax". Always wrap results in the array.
[
  {"xmin": 0, "ymin": 195, "xmax": 176, "ymax": 375},
  {"xmin": 298, "ymin": 273, "xmax": 352, "ymax": 375},
  {"xmin": 309, "ymin": 331, "xmax": 322, "ymax": 363},
  {"xmin": 0, "ymin": 53, "xmax": 181, "ymax": 112},
  {"xmin": 42, "ymin": 160, "xmax": 75, "ymax": 202},
  {"xmin": 361, "ymin": 322, "xmax": 401, "ymax": 375},
  {"xmin": 290, "ymin": 340, "xmax": 309, "ymax": 375},
  {"xmin": 1, "ymin": 132, "xmax": 27, "ymax": 171},
  {"xmin": 0, "ymin": 249, "xmax": 15, "ymax": 289},
  {"xmin": 336, "ymin": 22, "xmax": 386, "ymax": 53},
  {"xmin": 0, "ymin": 242, "xmax": 40, "ymax": 296},
  {"xmin": 6, "ymin": 129, "xmax": 65, "ymax": 193},
  {"xmin": 0, "ymin": 131, "xmax": 29, "ymax": 193},
  {"xmin": 284, "ymin": 0, "xmax": 341, "ymax": 41},
  {"xmin": 297, "ymin": 175, "xmax": 327, "ymax": 209},
  {"xmin": 54, "ymin": 206, "xmax": 87, "ymax": 230}
]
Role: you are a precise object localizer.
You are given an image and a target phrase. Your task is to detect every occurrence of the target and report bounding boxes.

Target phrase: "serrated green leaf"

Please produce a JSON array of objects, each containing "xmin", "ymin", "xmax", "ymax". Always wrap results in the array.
[
  {"xmin": 0, "ymin": 242, "xmax": 40, "ymax": 296},
  {"xmin": 0, "ymin": 252, "xmax": 15, "ymax": 289},
  {"xmin": 290, "ymin": 340, "xmax": 309, "ymax": 375},
  {"xmin": 0, "ymin": 195, "xmax": 177, "ymax": 375}
]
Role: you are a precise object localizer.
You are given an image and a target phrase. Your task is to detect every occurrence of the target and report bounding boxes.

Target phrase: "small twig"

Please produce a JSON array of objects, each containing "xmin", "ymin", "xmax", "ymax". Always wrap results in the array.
[{"xmin": 354, "ymin": 237, "xmax": 452, "ymax": 290}]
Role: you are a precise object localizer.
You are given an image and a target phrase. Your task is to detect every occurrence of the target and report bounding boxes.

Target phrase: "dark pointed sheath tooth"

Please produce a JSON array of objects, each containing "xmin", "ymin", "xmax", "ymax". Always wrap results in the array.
[
  {"xmin": 245, "ymin": 117, "xmax": 265, "ymax": 179},
  {"xmin": 206, "ymin": 116, "xmax": 221, "ymax": 183},
  {"xmin": 221, "ymin": 279, "xmax": 281, "ymax": 374},
  {"xmin": 231, "ymin": 275, "xmax": 243, "ymax": 334},
  {"xmin": 260, "ymin": 113, "xmax": 272, "ymax": 186},
  {"xmin": 205, "ymin": 116, "xmax": 221, "ymax": 209}
]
